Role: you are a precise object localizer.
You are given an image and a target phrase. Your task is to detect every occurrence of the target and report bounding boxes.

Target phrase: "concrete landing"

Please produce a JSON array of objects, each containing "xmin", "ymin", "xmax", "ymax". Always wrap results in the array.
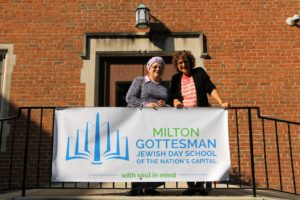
[{"xmin": 0, "ymin": 188, "xmax": 299, "ymax": 200}]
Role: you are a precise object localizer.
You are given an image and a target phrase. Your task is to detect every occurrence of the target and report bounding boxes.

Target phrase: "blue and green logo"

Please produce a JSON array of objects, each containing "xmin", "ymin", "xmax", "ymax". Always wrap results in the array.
[{"xmin": 66, "ymin": 112, "xmax": 129, "ymax": 164}]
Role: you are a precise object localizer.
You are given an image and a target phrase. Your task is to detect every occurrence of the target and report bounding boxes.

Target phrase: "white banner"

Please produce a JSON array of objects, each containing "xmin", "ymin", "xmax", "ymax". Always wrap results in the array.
[{"xmin": 52, "ymin": 107, "xmax": 230, "ymax": 182}]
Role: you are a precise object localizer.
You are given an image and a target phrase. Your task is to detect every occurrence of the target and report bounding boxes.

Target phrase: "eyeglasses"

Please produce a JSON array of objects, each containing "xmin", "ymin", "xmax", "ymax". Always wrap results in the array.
[{"xmin": 151, "ymin": 65, "xmax": 164, "ymax": 70}]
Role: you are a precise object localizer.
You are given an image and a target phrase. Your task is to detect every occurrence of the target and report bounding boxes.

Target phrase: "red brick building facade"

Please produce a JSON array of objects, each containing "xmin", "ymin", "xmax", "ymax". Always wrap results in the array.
[{"xmin": 0, "ymin": 0, "xmax": 299, "ymax": 195}]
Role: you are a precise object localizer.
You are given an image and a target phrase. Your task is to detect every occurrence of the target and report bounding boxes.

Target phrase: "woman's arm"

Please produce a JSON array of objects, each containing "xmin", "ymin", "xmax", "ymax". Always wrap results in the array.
[
  {"xmin": 210, "ymin": 89, "xmax": 230, "ymax": 108},
  {"xmin": 170, "ymin": 74, "xmax": 183, "ymax": 107},
  {"xmin": 125, "ymin": 78, "xmax": 144, "ymax": 107}
]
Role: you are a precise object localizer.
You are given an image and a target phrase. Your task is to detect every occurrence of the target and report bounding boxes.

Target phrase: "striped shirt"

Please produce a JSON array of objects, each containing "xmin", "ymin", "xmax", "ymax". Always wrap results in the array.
[{"xmin": 181, "ymin": 74, "xmax": 197, "ymax": 107}]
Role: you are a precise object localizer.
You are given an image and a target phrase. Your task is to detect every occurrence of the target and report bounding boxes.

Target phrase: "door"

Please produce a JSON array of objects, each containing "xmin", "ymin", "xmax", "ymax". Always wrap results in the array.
[{"xmin": 98, "ymin": 55, "xmax": 175, "ymax": 107}]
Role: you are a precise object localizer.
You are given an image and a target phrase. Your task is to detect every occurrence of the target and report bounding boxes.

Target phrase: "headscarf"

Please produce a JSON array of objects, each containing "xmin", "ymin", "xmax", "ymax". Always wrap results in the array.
[{"xmin": 146, "ymin": 56, "xmax": 165, "ymax": 71}]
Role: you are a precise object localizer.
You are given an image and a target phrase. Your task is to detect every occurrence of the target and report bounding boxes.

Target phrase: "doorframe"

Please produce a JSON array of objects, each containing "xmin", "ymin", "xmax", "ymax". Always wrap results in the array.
[{"xmin": 80, "ymin": 32, "xmax": 206, "ymax": 106}]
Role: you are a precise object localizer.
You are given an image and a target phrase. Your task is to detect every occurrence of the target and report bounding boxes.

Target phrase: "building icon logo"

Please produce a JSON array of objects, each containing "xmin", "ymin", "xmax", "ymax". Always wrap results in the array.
[{"xmin": 65, "ymin": 112, "xmax": 129, "ymax": 164}]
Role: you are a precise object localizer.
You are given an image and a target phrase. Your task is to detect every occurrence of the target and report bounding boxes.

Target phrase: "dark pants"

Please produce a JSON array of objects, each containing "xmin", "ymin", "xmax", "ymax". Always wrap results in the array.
[
  {"xmin": 187, "ymin": 181, "xmax": 212, "ymax": 189},
  {"xmin": 131, "ymin": 182, "xmax": 164, "ymax": 190}
]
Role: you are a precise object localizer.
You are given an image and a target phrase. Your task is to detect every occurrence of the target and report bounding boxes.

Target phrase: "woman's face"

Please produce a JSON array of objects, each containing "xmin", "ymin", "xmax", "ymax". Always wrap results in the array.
[
  {"xmin": 148, "ymin": 62, "xmax": 164, "ymax": 79},
  {"xmin": 176, "ymin": 58, "xmax": 191, "ymax": 76}
]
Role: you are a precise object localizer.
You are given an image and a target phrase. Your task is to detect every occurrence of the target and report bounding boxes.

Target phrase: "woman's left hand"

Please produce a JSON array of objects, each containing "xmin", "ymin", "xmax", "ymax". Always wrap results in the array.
[
  {"xmin": 157, "ymin": 100, "xmax": 166, "ymax": 107},
  {"xmin": 220, "ymin": 102, "xmax": 231, "ymax": 109}
]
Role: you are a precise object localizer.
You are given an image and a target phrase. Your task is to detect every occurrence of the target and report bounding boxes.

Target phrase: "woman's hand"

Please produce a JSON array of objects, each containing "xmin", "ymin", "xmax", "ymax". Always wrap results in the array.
[
  {"xmin": 157, "ymin": 100, "xmax": 166, "ymax": 107},
  {"xmin": 145, "ymin": 102, "xmax": 160, "ymax": 108},
  {"xmin": 220, "ymin": 102, "xmax": 231, "ymax": 109},
  {"xmin": 145, "ymin": 100, "xmax": 167, "ymax": 108},
  {"xmin": 173, "ymin": 99, "xmax": 183, "ymax": 108}
]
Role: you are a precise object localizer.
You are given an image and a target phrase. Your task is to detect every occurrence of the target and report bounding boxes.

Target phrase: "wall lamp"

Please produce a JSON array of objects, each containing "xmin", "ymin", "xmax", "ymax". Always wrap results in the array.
[
  {"xmin": 135, "ymin": 3, "xmax": 172, "ymax": 43},
  {"xmin": 286, "ymin": 14, "xmax": 300, "ymax": 26},
  {"xmin": 135, "ymin": 3, "xmax": 151, "ymax": 29}
]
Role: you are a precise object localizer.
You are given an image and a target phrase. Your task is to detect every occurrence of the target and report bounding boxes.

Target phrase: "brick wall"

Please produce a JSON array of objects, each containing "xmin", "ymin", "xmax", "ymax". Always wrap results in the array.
[
  {"xmin": 0, "ymin": 0, "xmax": 299, "ymax": 194},
  {"xmin": 1, "ymin": 0, "xmax": 299, "ymax": 119}
]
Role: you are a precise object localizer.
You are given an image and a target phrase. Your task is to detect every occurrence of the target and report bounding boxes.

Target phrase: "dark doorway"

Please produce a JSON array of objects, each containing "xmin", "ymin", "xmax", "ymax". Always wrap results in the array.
[{"xmin": 115, "ymin": 81, "xmax": 131, "ymax": 107}]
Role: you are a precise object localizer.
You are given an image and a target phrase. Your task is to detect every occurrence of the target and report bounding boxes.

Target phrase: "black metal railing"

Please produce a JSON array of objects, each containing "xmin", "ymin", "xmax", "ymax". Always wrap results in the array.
[{"xmin": 0, "ymin": 106, "xmax": 299, "ymax": 197}]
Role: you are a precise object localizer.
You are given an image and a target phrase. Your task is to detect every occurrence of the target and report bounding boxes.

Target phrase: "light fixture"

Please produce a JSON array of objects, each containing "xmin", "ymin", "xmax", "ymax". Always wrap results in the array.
[
  {"xmin": 135, "ymin": 3, "xmax": 150, "ymax": 29},
  {"xmin": 286, "ymin": 14, "xmax": 300, "ymax": 26}
]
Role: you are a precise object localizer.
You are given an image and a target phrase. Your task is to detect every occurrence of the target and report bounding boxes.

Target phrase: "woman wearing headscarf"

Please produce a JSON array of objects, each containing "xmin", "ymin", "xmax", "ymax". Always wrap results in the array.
[
  {"xmin": 125, "ymin": 56, "xmax": 168, "ymax": 196},
  {"xmin": 126, "ymin": 56, "xmax": 169, "ymax": 108}
]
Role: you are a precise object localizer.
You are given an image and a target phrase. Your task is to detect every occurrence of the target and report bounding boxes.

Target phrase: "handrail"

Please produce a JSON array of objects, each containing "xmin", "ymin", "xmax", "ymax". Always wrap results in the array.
[
  {"xmin": 231, "ymin": 106, "xmax": 300, "ymax": 125},
  {"xmin": 0, "ymin": 106, "xmax": 58, "ymax": 121},
  {"xmin": 1, "ymin": 106, "xmax": 299, "ymax": 124}
]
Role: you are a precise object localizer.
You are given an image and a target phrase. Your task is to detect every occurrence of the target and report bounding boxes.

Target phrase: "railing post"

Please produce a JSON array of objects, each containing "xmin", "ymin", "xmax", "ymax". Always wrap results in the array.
[
  {"xmin": 235, "ymin": 109, "xmax": 242, "ymax": 188},
  {"xmin": 49, "ymin": 108, "xmax": 56, "ymax": 188},
  {"xmin": 0, "ymin": 121, "xmax": 3, "ymax": 151},
  {"xmin": 287, "ymin": 123, "xmax": 297, "ymax": 194},
  {"xmin": 261, "ymin": 119, "xmax": 269, "ymax": 188},
  {"xmin": 248, "ymin": 108, "xmax": 256, "ymax": 197},
  {"xmin": 274, "ymin": 121, "xmax": 283, "ymax": 191},
  {"xmin": 22, "ymin": 109, "xmax": 31, "ymax": 196}
]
